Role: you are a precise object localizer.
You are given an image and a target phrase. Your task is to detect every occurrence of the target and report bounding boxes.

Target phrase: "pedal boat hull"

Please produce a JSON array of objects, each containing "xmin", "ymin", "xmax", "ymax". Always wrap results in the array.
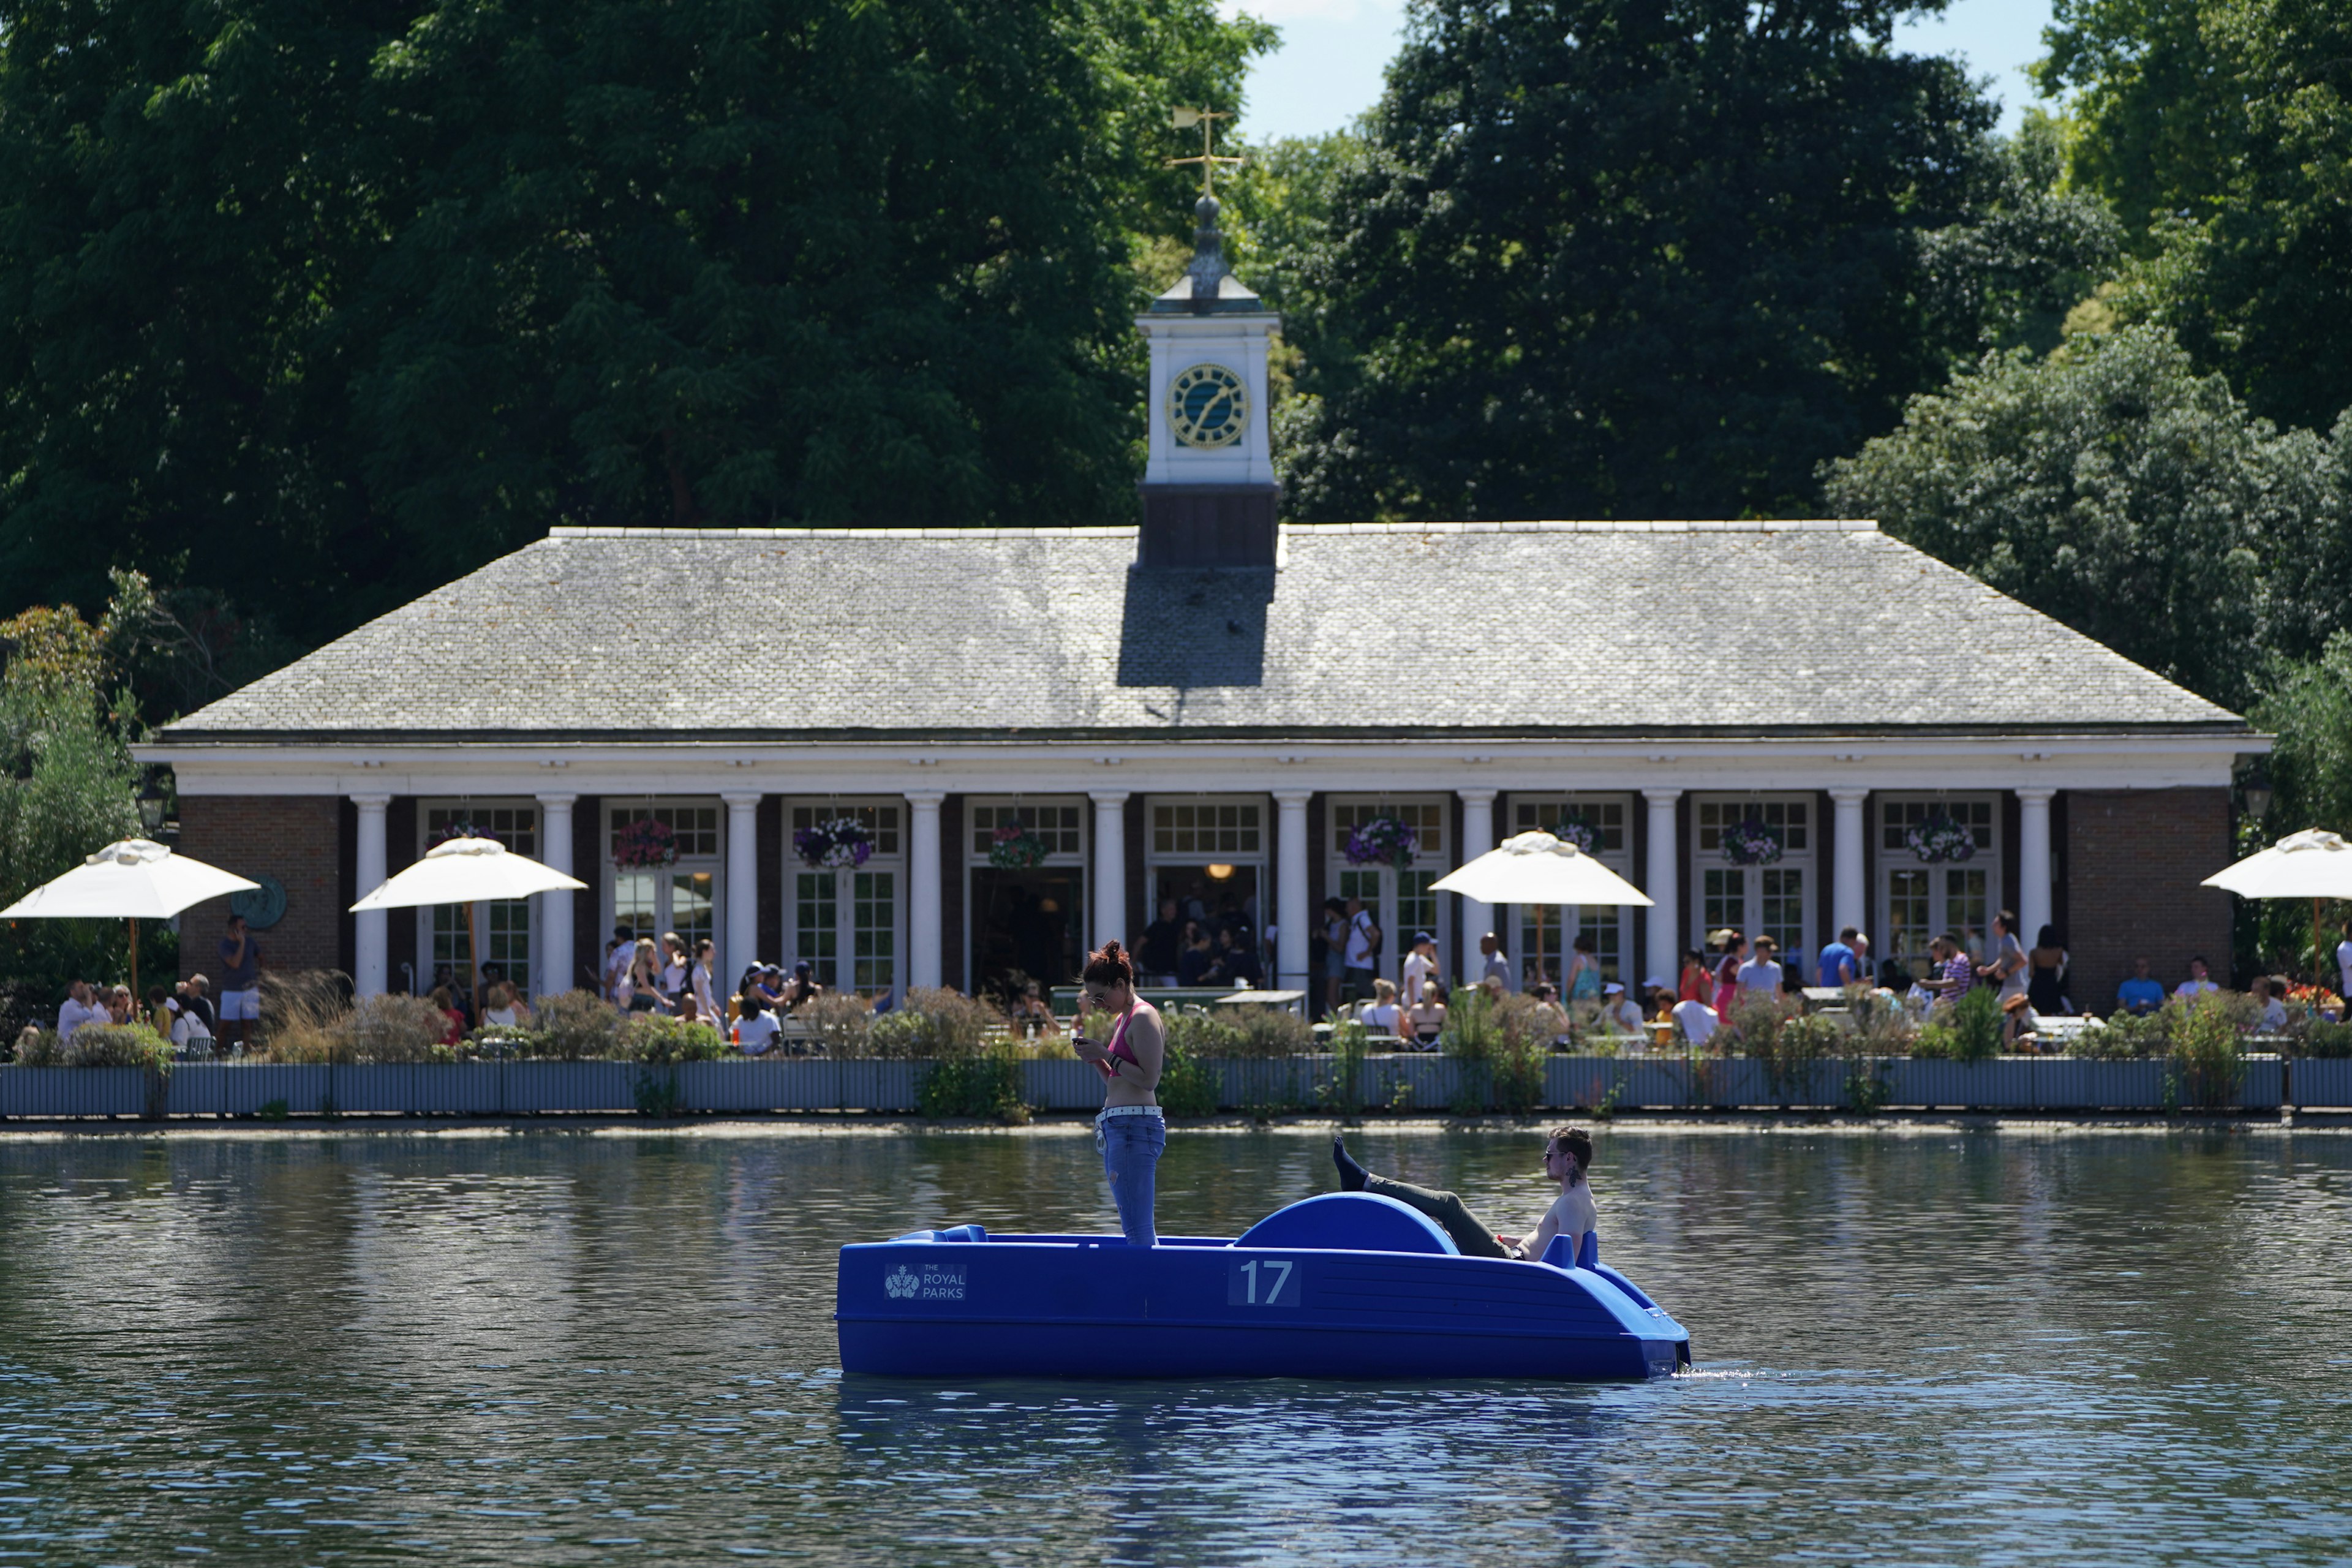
[{"xmin": 835, "ymin": 1193, "xmax": 1690, "ymax": 1382}]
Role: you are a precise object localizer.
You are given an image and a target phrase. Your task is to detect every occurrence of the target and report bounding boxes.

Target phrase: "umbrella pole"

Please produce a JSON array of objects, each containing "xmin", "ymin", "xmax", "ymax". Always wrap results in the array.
[
  {"xmin": 467, "ymin": 902, "xmax": 483, "ymax": 1026},
  {"xmin": 2317, "ymin": 897, "xmax": 2326, "ymax": 993},
  {"xmin": 129, "ymin": 918, "xmax": 138, "ymax": 1003}
]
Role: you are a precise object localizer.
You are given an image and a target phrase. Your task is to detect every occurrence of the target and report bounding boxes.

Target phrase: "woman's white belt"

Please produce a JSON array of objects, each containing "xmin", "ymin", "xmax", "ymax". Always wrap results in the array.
[{"xmin": 1096, "ymin": 1103, "xmax": 1163, "ymax": 1121}]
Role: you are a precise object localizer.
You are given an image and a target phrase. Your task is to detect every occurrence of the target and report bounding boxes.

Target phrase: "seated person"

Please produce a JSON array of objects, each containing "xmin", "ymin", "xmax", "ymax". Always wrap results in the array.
[
  {"xmin": 1009, "ymin": 981, "xmax": 1054, "ymax": 1036},
  {"xmin": 1672, "ymin": 997, "xmax": 1719, "ymax": 1049},
  {"xmin": 2116, "ymin": 956, "xmax": 2165, "ymax": 1016},
  {"xmin": 1331, "ymin": 1128, "xmax": 1597, "ymax": 1263},
  {"xmin": 2174, "ymin": 956, "xmax": 2220, "ymax": 1000},
  {"xmin": 2000, "ymin": 991, "xmax": 2039, "ymax": 1050},
  {"xmin": 1404, "ymin": 981, "xmax": 1447, "ymax": 1049},
  {"xmin": 1602, "ymin": 982, "xmax": 1644, "ymax": 1036},
  {"xmin": 1218, "ymin": 927, "xmax": 1263, "ymax": 987},
  {"xmin": 1359, "ymin": 979, "xmax": 1403, "ymax": 1036},
  {"xmin": 1526, "ymin": 983, "xmax": 1569, "ymax": 1043},
  {"xmin": 782, "ymin": 961, "xmax": 823, "ymax": 1012},
  {"xmin": 736, "ymin": 994, "xmax": 781, "ymax": 1056},
  {"xmin": 2252, "ymin": 974, "xmax": 2288, "ymax": 1031},
  {"xmin": 428, "ymin": 986, "xmax": 467, "ymax": 1046},
  {"xmin": 483, "ymin": 982, "xmax": 526, "ymax": 1029},
  {"xmin": 1177, "ymin": 930, "xmax": 1217, "ymax": 987}
]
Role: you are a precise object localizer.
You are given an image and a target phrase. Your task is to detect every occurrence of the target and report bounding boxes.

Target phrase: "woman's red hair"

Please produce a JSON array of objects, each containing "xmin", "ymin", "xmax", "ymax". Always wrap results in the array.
[{"xmin": 1081, "ymin": 940, "xmax": 1134, "ymax": 986}]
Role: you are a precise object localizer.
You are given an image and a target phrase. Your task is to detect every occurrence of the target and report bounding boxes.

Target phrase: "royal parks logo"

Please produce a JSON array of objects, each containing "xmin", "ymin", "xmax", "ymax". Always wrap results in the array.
[{"xmin": 883, "ymin": 1261, "xmax": 965, "ymax": 1302}]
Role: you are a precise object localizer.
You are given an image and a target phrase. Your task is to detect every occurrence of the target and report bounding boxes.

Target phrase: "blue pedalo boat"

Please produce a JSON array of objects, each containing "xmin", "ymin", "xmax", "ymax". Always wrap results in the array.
[{"xmin": 835, "ymin": 1192, "xmax": 1691, "ymax": 1381}]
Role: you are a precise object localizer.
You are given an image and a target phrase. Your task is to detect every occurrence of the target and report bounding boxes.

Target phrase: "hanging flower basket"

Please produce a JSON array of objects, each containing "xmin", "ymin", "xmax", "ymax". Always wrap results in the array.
[
  {"xmin": 614, "ymin": 816, "xmax": 679, "ymax": 869},
  {"xmin": 428, "ymin": 820, "xmax": 499, "ymax": 848},
  {"xmin": 1345, "ymin": 815, "xmax": 1419, "ymax": 870},
  {"xmin": 989, "ymin": 822, "xmax": 1051, "ymax": 870},
  {"xmin": 794, "ymin": 817, "xmax": 873, "ymax": 870},
  {"xmin": 1720, "ymin": 816, "xmax": 1784, "ymax": 866},
  {"xmin": 1906, "ymin": 813, "xmax": 1977, "ymax": 864},
  {"xmin": 1551, "ymin": 817, "xmax": 1598, "ymax": 854}
]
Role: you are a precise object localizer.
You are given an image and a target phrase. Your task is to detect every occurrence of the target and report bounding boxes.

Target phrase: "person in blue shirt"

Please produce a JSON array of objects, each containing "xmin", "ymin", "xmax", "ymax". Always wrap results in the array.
[
  {"xmin": 1818, "ymin": 927, "xmax": 1860, "ymax": 989},
  {"xmin": 2116, "ymin": 956, "xmax": 2166, "ymax": 1016}
]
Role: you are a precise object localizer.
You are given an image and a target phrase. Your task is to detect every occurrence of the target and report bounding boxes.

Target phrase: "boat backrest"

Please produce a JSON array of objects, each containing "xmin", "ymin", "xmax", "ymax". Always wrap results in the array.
[
  {"xmin": 1538, "ymin": 1231, "xmax": 1600, "ymax": 1270},
  {"xmin": 889, "ymin": 1224, "xmax": 989, "ymax": 1243},
  {"xmin": 1234, "ymin": 1193, "xmax": 1458, "ymax": 1254}
]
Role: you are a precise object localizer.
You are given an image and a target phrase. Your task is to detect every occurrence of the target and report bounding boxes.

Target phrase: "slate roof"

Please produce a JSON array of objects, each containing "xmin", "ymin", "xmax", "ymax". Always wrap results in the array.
[{"xmin": 156, "ymin": 521, "xmax": 2245, "ymax": 742}]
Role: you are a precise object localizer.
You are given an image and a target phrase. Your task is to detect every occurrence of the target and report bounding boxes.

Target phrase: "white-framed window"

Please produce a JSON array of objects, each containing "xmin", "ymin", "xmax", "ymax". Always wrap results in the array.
[
  {"xmin": 416, "ymin": 801, "xmax": 540, "ymax": 1002},
  {"xmin": 1692, "ymin": 796, "xmax": 1816, "ymax": 984},
  {"xmin": 1144, "ymin": 795, "xmax": 1270, "ymax": 982},
  {"xmin": 604, "ymin": 801, "xmax": 724, "ymax": 989},
  {"xmin": 1326, "ymin": 796, "xmax": 1449, "ymax": 1000},
  {"xmin": 786, "ymin": 800, "xmax": 905, "ymax": 1001},
  {"xmin": 1876, "ymin": 794, "xmax": 2003, "ymax": 985},
  {"xmin": 966, "ymin": 798, "xmax": 1088, "ymax": 997},
  {"xmin": 1508, "ymin": 794, "xmax": 1636, "ymax": 990}
]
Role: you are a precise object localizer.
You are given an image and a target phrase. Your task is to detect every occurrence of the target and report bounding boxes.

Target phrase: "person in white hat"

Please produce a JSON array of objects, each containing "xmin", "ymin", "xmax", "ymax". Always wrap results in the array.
[{"xmin": 1602, "ymin": 981, "xmax": 1644, "ymax": 1036}]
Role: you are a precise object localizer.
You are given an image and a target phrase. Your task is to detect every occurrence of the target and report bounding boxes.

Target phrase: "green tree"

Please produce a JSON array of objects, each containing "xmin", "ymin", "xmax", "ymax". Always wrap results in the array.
[
  {"xmin": 0, "ymin": 609, "xmax": 143, "ymax": 1029},
  {"xmin": 2035, "ymin": 0, "xmax": 2352, "ymax": 431},
  {"xmin": 0, "ymin": 0, "xmax": 1271, "ymax": 649},
  {"xmin": 1275, "ymin": 0, "xmax": 2062, "ymax": 523},
  {"xmin": 1820, "ymin": 325, "xmax": 2345, "ymax": 710}
]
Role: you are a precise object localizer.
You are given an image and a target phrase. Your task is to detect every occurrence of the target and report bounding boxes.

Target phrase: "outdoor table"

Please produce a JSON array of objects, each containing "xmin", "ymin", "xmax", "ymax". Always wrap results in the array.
[
  {"xmin": 1210, "ymin": 989, "xmax": 1307, "ymax": 1016},
  {"xmin": 1800, "ymin": 987, "xmax": 1849, "ymax": 1012}
]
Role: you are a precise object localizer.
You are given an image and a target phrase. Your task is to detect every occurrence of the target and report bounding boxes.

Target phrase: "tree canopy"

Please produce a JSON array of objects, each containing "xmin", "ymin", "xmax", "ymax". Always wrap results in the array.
[
  {"xmin": 2036, "ymin": 0, "xmax": 2352, "ymax": 432},
  {"xmin": 1822, "ymin": 326, "xmax": 2347, "ymax": 710},
  {"xmin": 1260, "ymin": 0, "xmax": 2122, "ymax": 524},
  {"xmin": 0, "ymin": 0, "xmax": 1270, "ymax": 650}
]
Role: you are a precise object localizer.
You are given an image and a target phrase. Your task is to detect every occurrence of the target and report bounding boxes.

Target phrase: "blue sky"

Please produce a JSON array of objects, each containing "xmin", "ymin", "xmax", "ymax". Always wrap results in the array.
[{"xmin": 1231, "ymin": 0, "xmax": 2058, "ymax": 141}]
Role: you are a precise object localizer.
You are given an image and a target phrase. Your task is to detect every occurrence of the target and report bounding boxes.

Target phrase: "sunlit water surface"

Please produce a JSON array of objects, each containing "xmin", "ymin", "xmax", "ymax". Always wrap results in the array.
[{"xmin": 0, "ymin": 1124, "xmax": 2346, "ymax": 1566}]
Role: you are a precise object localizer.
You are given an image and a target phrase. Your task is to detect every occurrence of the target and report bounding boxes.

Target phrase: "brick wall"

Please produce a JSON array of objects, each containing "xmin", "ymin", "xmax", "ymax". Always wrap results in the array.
[
  {"xmin": 2065, "ymin": 788, "xmax": 2234, "ymax": 1012},
  {"xmin": 175, "ymin": 796, "xmax": 345, "ymax": 980}
]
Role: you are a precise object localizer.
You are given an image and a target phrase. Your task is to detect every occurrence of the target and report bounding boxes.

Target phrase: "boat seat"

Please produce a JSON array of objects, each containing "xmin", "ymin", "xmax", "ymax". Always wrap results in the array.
[
  {"xmin": 889, "ymin": 1224, "xmax": 989, "ymax": 1243},
  {"xmin": 1234, "ymin": 1193, "xmax": 1458, "ymax": 1255},
  {"xmin": 1539, "ymin": 1231, "xmax": 1600, "ymax": 1270}
]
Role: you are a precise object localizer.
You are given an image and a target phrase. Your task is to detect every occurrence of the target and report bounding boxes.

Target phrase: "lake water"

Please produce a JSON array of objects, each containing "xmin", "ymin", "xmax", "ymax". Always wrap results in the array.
[{"xmin": 0, "ymin": 1123, "xmax": 2346, "ymax": 1566}]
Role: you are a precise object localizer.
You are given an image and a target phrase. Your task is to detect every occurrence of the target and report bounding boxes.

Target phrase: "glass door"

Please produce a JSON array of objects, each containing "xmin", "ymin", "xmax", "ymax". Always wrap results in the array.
[
  {"xmin": 1876, "ymin": 796, "xmax": 2000, "ymax": 986},
  {"xmin": 605, "ymin": 803, "xmax": 723, "ymax": 992},
  {"xmin": 1692, "ymin": 797, "xmax": 1815, "ymax": 984},
  {"xmin": 420, "ymin": 802, "xmax": 538, "ymax": 1007},
  {"xmin": 1509, "ymin": 796, "xmax": 1635, "ymax": 990},
  {"xmin": 787, "ymin": 802, "xmax": 905, "ymax": 1001},
  {"xmin": 1327, "ymin": 798, "xmax": 1448, "ymax": 998}
]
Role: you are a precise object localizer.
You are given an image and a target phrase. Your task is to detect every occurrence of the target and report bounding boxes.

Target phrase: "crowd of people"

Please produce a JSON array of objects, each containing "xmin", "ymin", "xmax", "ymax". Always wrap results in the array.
[{"xmin": 1133, "ymin": 897, "xmax": 1267, "ymax": 990}]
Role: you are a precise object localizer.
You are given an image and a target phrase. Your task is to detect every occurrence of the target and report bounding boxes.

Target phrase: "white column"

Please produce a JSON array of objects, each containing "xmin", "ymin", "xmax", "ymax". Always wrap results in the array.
[
  {"xmin": 1457, "ymin": 789, "xmax": 1497, "ymax": 967},
  {"xmin": 1830, "ymin": 786, "xmax": 1869, "ymax": 940},
  {"xmin": 723, "ymin": 793, "xmax": 762, "ymax": 993},
  {"xmin": 1275, "ymin": 790, "xmax": 1311, "ymax": 993},
  {"xmin": 1090, "ymin": 791, "xmax": 1131, "ymax": 952},
  {"xmin": 907, "ymin": 792, "xmax": 944, "ymax": 990},
  {"xmin": 352, "ymin": 794, "xmax": 390, "ymax": 997},
  {"xmin": 1643, "ymin": 788, "xmax": 1681, "ymax": 985},
  {"xmin": 2018, "ymin": 788, "xmax": 2056, "ymax": 946},
  {"xmin": 536, "ymin": 793, "xmax": 576, "ymax": 1000}
]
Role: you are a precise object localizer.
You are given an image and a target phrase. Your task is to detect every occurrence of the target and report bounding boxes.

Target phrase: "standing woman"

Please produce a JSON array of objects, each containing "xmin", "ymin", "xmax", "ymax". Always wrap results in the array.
[
  {"xmin": 1069, "ymin": 941, "xmax": 1166, "ymax": 1248},
  {"xmin": 1678, "ymin": 948, "xmax": 1714, "ymax": 1008},
  {"xmin": 2027, "ymin": 924, "xmax": 2070, "ymax": 1017}
]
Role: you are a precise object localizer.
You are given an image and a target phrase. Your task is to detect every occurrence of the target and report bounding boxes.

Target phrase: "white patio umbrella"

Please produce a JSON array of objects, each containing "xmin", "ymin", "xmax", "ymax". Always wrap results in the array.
[
  {"xmin": 0, "ymin": 839, "xmax": 261, "ymax": 997},
  {"xmin": 1431, "ymin": 831, "xmax": 1654, "ymax": 981},
  {"xmin": 2201, "ymin": 827, "xmax": 2352, "ymax": 987},
  {"xmin": 351, "ymin": 836, "xmax": 586, "ymax": 1014}
]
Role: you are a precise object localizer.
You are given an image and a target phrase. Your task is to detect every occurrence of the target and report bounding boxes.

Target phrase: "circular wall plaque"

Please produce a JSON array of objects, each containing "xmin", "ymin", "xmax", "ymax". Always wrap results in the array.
[{"xmin": 230, "ymin": 873, "xmax": 287, "ymax": 930}]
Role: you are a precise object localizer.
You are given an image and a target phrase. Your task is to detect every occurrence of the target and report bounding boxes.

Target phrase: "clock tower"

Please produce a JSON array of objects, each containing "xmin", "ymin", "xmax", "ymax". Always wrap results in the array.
[{"xmin": 1136, "ymin": 190, "xmax": 1280, "ymax": 567}]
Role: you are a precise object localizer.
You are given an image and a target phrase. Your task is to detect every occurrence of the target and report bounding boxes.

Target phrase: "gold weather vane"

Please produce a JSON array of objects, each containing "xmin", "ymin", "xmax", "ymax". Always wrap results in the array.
[{"xmin": 1167, "ymin": 106, "xmax": 1244, "ymax": 198}]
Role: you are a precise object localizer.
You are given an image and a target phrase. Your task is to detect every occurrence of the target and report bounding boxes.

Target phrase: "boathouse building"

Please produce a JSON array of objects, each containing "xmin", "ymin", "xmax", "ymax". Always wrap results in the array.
[{"xmin": 140, "ymin": 206, "xmax": 2256, "ymax": 1014}]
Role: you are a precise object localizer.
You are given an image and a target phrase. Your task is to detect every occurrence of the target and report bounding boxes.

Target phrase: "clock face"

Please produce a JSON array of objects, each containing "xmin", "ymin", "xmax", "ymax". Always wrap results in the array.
[{"xmin": 1168, "ymin": 363, "xmax": 1247, "ymax": 449}]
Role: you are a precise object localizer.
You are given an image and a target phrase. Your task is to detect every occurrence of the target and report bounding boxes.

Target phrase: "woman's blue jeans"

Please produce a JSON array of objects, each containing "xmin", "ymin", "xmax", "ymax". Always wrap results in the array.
[{"xmin": 1099, "ymin": 1112, "xmax": 1167, "ymax": 1247}]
